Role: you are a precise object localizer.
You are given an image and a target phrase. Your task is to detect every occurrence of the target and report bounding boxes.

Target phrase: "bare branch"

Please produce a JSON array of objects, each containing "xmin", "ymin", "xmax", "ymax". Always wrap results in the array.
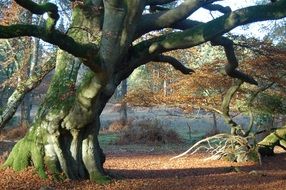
[
  {"xmin": 171, "ymin": 20, "xmax": 258, "ymax": 84},
  {"xmin": 116, "ymin": 1, "xmax": 286, "ymax": 88},
  {"xmin": 211, "ymin": 37, "xmax": 258, "ymax": 85},
  {"xmin": 0, "ymin": 24, "xmax": 97, "ymax": 59},
  {"xmin": 244, "ymin": 73, "xmax": 286, "ymax": 136},
  {"xmin": 0, "ymin": 57, "xmax": 56, "ymax": 128},
  {"xmin": 146, "ymin": 0, "xmax": 177, "ymax": 6},
  {"xmin": 171, "ymin": 133, "xmax": 258, "ymax": 163},
  {"xmin": 221, "ymin": 80, "xmax": 244, "ymax": 135},
  {"xmin": 152, "ymin": 55, "xmax": 194, "ymax": 74}
]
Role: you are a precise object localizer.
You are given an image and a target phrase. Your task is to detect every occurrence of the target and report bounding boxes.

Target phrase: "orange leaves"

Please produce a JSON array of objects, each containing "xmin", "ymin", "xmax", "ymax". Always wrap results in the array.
[{"xmin": 0, "ymin": 1, "xmax": 23, "ymax": 25}]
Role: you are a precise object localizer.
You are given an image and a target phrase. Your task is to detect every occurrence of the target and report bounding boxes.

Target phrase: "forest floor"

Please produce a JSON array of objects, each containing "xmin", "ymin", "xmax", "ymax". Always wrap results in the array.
[
  {"xmin": 0, "ymin": 138, "xmax": 286, "ymax": 190},
  {"xmin": 1, "ymin": 105, "xmax": 285, "ymax": 189}
]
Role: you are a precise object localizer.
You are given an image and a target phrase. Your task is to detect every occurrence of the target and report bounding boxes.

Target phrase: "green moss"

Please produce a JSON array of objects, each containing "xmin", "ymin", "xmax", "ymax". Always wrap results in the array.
[
  {"xmin": 77, "ymin": 71, "xmax": 95, "ymax": 93},
  {"xmin": 89, "ymin": 171, "xmax": 111, "ymax": 184},
  {"xmin": 31, "ymin": 143, "xmax": 47, "ymax": 178},
  {"xmin": 45, "ymin": 156, "xmax": 65, "ymax": 181},
  {"xmin": 45, "ymin": 18, "xmax": 55, "ymax": 30},
  {"xmin": 10, "ymin": 139, "xmax": 31, "ymax": 171},
  {"xmin": 37, "ymin": 68, "xmax": 77, "ymax": 118},
  {"xmin": 3, "ymin": 125, "xmax": 49, "ymax": 179}
]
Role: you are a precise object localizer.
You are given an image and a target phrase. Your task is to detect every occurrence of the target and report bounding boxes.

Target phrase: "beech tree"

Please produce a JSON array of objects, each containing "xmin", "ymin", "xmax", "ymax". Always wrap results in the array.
[{"xmin": 0, "ymin": 0, "xmax": 286, "ymax": 183}]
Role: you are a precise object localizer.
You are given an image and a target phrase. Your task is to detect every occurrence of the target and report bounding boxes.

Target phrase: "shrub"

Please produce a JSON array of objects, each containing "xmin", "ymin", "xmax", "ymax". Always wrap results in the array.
[
  {"xmin": 101, "ymin": 119, "xmax": 132, "ymax": 134},
  {"xmin": 0, "ymin": 125, "xmax": 28, "ymax": 141},
  {"xmin": 114, "ymin": 119, "xmax": 182, "ymax": 145}
]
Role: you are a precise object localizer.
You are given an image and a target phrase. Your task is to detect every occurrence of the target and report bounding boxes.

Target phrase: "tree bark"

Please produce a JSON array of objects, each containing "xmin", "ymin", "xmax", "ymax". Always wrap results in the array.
[
  {"xmin": 221, "ymin": 80, "xmax": 243, "ymax": 135},
  {"xmin": 4, "ymin": 50, "xmax": 112, "ymax": 182},
  {"xmin": 258, "ymin": 125, "xmax": 286, "ymax": 156},
  {"xmin": 3, "ymin": 5, "xmax": 112, "ymax": 182}
]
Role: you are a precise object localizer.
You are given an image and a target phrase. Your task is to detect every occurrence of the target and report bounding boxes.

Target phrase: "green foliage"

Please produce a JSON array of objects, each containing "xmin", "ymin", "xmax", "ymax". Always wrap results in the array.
[{"xmin": 255, "ymin": 93, "xmax": 286, "ymax": 114}]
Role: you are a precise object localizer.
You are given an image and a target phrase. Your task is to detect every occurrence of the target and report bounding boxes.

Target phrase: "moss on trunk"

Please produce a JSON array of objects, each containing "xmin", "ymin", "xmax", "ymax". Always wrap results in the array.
[
  {"xmin": 3, "ymin": 69, "xmax": 111, "ymax": 182},
  {"xmin": 3, "ymin": 125, "xmax": 47, "ymax": 178}
]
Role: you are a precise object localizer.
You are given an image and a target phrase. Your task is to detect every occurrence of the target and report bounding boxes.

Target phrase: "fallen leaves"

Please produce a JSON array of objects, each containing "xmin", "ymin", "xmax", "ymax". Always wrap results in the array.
[{"xmin": 0, "ymin": 149, "xmax": 285, "ymax": 190}]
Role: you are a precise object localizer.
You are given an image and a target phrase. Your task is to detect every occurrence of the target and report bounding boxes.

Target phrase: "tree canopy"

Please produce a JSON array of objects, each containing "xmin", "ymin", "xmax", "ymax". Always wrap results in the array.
[{"xmin": 1, "ymin": 0, "xmax": 286, "ymax": 84}]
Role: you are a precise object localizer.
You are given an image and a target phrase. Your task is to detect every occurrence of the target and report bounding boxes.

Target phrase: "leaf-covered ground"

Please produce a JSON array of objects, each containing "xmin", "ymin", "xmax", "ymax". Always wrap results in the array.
[{"xmin": 0, "ymin": 140, "xmax": 286, "ymax": 190}]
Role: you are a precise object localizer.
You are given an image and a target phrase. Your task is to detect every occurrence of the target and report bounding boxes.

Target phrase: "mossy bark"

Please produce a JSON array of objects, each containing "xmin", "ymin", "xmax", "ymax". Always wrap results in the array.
[
  {"xmin": 3, "ymin": 4, "xmax": 112, "ymax": 183},
  {"xmin": 258, "ymin": 126, "xmax": 286, "ymax": 156},
  {"xmin": 3, "ymin": 53, "xmax": 112, "ymax": 182},
  {"xmin": 3, "ymin": 1, "xmax": 145, "ymax": 183}
]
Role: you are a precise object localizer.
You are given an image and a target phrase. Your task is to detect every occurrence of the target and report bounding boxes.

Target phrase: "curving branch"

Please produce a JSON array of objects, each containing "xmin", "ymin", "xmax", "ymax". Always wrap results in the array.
[
  {"xmin": 203, "ymin": 4, "xmax": 231, "ymax": 14},
  {"xmin": 170, "ymin": 20, "xmax": 257, "ymax": 85},
  {"xmin": 15, "ymin": 0, "xmax": 59, "ymax": 30},
  {"xmin": 0, "ymin": 57, "xmax": 56, "ymax": 128},
  {"xmin": 137, "ymin": 0, "xmax": 220, "ymax": 37},
  {"xmin": 221, "ymin": 80, "xmax": 244, "ymax": 135},
  {"xmin": 126, "ymin": 1, "xmax": 286, "ymax": 81},
  {"xmin": 146, "ymin": 0, "xmax": 177, "ymax": 6},
  {"xmin": 245, "ymin": 73, "xmax": 286, "ymax": 136},
  {"xmin": 0, "ymin": 24, "xmax": 97, "ymax": 59},
  {"xmin": 211, "ymin": 37, "xmax": 258, "ymax": 85},
  {"xmin": 118, "ymin": 1, "xmax": 286, "ymax": 83},
  {"xmin": 152, "ymin": 55, "xmax": 194, "ymax": 74},
  {"xmin": 147, "ymin": 1, "xmax": 286, "ymax": 54}
]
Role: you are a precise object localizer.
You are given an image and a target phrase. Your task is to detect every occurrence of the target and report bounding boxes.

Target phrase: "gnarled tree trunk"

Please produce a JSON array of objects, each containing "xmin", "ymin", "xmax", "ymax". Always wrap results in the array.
[
  {"xmin": 4, "ymin": 50, "xmax": 113, "ymax": 182},
  {"xmin": 3, "ymin": 5, "xmax": 113, "ymax": 183}
]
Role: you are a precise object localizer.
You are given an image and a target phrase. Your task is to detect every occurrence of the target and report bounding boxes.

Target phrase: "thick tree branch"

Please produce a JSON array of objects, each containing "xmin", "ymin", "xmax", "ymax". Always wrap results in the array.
[
  {"xmin": 0, "ymin": 24, "xmax": 97, "ymax": 59},
  {"xmin": 146, "ymin": 0, "xmax": 177, "ymax": 6},
  {"xmin": 152, "ymin": 55, "xmax": 194, "ymax": 74},
  {"xmin": 100, "ymin": 0, "xmax": 144, "ymax": 67},
  {"xmin": 147, "ymin": 1, "xmax": 286, "ymax": 54},
  {"xmin": 0, "ymin": 57, "xmax": 56, "ymax": 128},
  {"xmin": 15, "ymin": 0, "xmax": 59, "ymax": 30},
  {"xmin": 117, "ymin": 1, "xmax": 286, "ymax": 86},
  {"xmin": 203, "ymin": 4, "xmax": 231, "ymax": 14},
  {"xmin": 221, "ymin": 80, "xmax": 244, "ymax": 135},
  {"xmin": 137, "ymin": 0, "xmax": 220, "ymax": 37},
  {"xmin": 120, "ymin": 0, "xmax": 285, "ymax": 82},
  {"xmin": 211, "ymin": 37, "xmax": 258, "ymax": 85},
  {"xmin": 171, "ymin": 20, "xmax": 257, "ymax": 84}
]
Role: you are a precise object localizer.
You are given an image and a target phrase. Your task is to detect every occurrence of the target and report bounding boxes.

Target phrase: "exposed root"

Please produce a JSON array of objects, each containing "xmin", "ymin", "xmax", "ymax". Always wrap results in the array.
[
  {"xmin": 171, "ymin": 133, "xmax": 261, "ymax": 163},
  {"xmin": 2, "ymin": 136, "xmax": 47, "ymax": 178}
]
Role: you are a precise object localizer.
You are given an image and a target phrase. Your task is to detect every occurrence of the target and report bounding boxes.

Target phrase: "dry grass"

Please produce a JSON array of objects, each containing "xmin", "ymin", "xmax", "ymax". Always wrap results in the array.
[
  {"xmin": 103, "ymin": 120, "xmax": 132, "ymax": 133},
  {"xmin": 0, "ymin": 126, "xmax": 27, "ymax": 141}
]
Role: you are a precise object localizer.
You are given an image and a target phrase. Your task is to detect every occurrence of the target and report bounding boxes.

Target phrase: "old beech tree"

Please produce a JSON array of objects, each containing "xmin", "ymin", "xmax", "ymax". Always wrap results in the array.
[{"xmin": 0, "ymin": 0, "xmax": 286, "ymax": 183}]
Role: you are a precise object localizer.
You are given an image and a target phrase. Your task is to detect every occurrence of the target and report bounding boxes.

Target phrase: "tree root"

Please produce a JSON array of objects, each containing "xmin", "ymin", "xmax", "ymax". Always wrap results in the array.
[{"xmin": 171, "ymin": 133, "xmax": 261, "ymax": 163}]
